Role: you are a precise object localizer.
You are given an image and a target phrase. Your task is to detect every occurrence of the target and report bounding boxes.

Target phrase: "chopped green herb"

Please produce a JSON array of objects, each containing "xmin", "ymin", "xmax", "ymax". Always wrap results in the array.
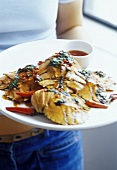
[
  {"xmin": 47, "ymin": 89, "xmax": 59, "ymax": 94},
  {"xmin": 26, "ymin": 73, "xmax": 31, "ymax": 77},
  {"xmin": 95, "ymin": 71, "xmax": 106, "ymax": 78},
  {"xmin": 49, "ymin": 51, "xmax": 73, "ymax": 68},
  {"xmin": 9, "ymin": 77, "xmax": 19, "ymax": 90},
  {"xmin": 17, "ymin": 65, "xmax": 35, "ymax": 73},
  {"xmin": 55, "ymin": 99, "xmax": 66, "ymax": 106},
  {"xmin": 73, "ymin": 98, "xmax": 79, "ymax": 104},
  {"xmin": 78, "ymin": 69, "xmax": 91, "ymax": 80},
  {"xmin": 95, "ymin": 88, "xmax": 107, "ymax": 104},
  {"xmin": 61, "ymin": 91, "xmax": 70, "ymax": 97}
]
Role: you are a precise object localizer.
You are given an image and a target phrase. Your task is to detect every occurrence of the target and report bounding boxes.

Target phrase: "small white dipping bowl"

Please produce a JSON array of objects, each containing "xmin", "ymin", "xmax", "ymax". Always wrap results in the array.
[{"xmin": 62, "ymin": 40, "xmax": 94, "ymax": 68}]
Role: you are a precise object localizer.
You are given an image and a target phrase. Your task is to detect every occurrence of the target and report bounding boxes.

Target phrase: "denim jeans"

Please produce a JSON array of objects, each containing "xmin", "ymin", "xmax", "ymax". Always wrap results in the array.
[{"xmin": 0, "ymin": 130, "xmax": 84, "ymax": 170}]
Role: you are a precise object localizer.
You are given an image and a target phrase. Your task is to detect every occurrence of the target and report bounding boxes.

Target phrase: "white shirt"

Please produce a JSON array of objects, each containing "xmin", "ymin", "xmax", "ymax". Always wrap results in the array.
[{"xmin": 0, "ymin": 0, "xmax": 75, "ymax": 51}]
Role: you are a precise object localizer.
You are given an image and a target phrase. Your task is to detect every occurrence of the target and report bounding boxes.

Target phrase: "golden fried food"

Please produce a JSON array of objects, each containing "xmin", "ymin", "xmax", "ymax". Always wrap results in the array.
[{"xmin": 31, "ymin": 89, "xmax": 89, "ymax": 125}]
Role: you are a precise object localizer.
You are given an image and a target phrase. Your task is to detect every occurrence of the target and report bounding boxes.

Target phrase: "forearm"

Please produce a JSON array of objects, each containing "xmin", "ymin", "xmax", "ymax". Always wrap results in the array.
[{"xmin": 57, "ymin": 25, "xmax": 90, "ymax": 41}]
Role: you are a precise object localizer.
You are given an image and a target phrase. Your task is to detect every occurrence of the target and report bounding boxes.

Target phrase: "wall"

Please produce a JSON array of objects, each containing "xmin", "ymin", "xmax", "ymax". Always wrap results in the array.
[
  {"xmin": 82, "ymin": 124, "xmax": 117, "ymax": 170},
  {"xmin": 82, "ymin": 17, "xmax": 117, "ymax": 170}
]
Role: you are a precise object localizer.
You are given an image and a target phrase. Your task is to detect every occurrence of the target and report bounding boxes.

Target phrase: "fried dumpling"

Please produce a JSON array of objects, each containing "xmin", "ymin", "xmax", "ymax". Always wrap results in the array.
[{"xmin": 31, "ymin": 89, "xmax": 89, "ymax": 125}]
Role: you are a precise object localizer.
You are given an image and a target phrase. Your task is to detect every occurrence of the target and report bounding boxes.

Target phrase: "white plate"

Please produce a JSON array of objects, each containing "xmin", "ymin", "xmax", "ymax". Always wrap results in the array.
[{"xmin": 0, "ymin": 40, "xmax": 117, "ymax": 130}]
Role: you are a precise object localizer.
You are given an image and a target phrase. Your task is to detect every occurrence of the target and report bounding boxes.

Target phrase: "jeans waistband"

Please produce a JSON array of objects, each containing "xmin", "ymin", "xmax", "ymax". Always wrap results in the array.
[{"xmin": 0, "ymin": 128, "xmax": 44, "ymax": 143}]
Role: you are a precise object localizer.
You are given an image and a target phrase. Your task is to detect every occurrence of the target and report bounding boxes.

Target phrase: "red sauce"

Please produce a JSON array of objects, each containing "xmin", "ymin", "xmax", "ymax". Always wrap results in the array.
[{"xmin": 69, "ymin": 50, "xmax": 88, "ymax": 56}]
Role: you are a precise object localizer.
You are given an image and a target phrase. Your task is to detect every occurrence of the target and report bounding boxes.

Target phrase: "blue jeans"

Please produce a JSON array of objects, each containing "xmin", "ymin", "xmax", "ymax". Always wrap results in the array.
[{"xmin": 0, "ymin": 130, "xmax": 84, "ymax": 170}]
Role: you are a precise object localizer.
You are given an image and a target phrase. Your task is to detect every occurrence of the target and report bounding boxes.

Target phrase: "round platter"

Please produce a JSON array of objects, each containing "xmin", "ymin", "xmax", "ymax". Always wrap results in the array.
[{"xmin": 0, "ymin": 39, "xmax": 117, "ymax": 130}]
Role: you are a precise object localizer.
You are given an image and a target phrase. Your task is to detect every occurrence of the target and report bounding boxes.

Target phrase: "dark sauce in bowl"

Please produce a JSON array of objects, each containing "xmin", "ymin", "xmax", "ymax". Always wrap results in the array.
[{"xmin": 69, "ymin": 50, "xmax": 88, "ymax": 56}]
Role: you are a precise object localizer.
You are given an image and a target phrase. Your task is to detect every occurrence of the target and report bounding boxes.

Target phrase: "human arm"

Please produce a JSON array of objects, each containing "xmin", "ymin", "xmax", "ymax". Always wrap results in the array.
[{"xmin": 56, "ymin": 0, "xmax": 90, "ymax": 40}]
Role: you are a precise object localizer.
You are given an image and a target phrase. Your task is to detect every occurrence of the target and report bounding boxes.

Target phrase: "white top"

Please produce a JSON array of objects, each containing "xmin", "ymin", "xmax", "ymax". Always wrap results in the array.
[{"xmin": 0, "ymin": 0, "xmax": 75, "ymax": 51}]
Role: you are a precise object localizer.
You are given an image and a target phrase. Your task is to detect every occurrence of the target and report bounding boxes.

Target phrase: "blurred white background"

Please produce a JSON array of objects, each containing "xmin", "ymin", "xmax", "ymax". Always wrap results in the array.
[
  {"xmin": 83, "ymin": 0, "xmax": 117, "ymax": 54},
  {"xmin": 84, "ymin": 0, "xmax": 117, "ymax": 26},
  {"xmin": 82, "ymin": 1, "xmax": 117, "ymax": 170}
]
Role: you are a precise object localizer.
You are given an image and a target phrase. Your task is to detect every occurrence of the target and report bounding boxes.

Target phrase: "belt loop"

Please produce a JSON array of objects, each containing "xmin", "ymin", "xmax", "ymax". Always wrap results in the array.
[
  {"xmin": 44, "ymin": 130, "xmax": 50, "ymax": 137},
  {"xmin": 0, "ymin": 128, "xmax": 44, "ymax": 143}
]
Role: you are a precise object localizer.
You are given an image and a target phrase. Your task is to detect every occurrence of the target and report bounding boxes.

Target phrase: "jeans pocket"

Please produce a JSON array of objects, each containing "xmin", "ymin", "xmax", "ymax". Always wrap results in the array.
[{"xmin": 37, "ymin": 131, "xmax": 84, "ymax": 170}]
